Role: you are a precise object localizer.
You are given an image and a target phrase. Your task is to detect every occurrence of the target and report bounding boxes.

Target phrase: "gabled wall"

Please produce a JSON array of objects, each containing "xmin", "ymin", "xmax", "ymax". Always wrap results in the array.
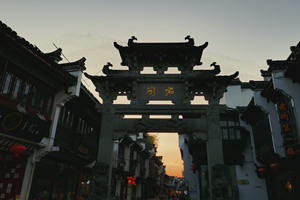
[
  {"xmin": 225, "ymin": 83, "xmax": 269, "ymax": 200},
  {"xmin": 253, "ymin": 90, "xmax": 285, "ymax": 157},
  {"xmin": 237, "ymin": 120, "xmax": 268, "ymax": 200},
  {"xmin": 224, "ymin": 84, "xmax": 253, "ymax": 108}
]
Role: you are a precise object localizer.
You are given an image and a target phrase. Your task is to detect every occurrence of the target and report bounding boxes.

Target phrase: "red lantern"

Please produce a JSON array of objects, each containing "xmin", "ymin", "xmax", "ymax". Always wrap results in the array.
[
  {"xmin": 132, "ymin": 177, "xmax": 136, "ymax": 186},
  {"xmin": 127, "ymin": 176, "xmax": 136, "ymax": 185},
  {"xmin": 258, "ymin": 168, "xmax": 266, "ymax": 175},
  {"xmin": 10, "ymin": 144, "xmax": 26, "ymax": 157},
  {"xmin": 191, "ymin": 164, "xmax": 196, "ymax": 173},
  {"xmin": 270, "ymin": 163, "xmax": 280, "ymax": 171}
]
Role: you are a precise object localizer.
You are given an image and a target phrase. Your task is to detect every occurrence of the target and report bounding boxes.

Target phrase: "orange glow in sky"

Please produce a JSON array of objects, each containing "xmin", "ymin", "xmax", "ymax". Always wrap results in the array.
[{"xmin": 150, "ymin": 133, "xmax": 183, "ymax": 177}]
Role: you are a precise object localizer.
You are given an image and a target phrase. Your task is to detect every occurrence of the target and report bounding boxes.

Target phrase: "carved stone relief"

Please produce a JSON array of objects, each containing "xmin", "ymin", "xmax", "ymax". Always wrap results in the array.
[{"xmin": 87, "ymin": 162, "xmax": 109, "ymax": 200}]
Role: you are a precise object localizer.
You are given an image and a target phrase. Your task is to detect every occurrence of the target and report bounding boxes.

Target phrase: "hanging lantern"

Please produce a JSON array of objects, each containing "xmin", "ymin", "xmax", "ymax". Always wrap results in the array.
[
  {"xmin": 132, "ymin": 177, "xmax": 136, "ymax": 186},
  {"xmin": 270, "ymin": 163, "xmax": 280, "ymax": 171},
  {"xmin": 127, "ymin": 176, "xmax": 132, "ymax": 185},
  {"xmin": 191, "ymin": 164, "xmax": 196, "ymax": 173},
  {"xmin": 10, "ymin": 144, "xmax": 26, "ymax": 157},
  {"xmin": 258, "ymin": 168, "xmax": 266, "ymax": 175}
]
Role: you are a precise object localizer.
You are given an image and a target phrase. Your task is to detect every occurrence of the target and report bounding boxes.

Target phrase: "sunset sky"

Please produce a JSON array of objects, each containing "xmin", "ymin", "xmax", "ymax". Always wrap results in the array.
[
  {"xmin": 149, "ymin": 133, "xmax": 183, "ymax": 177},
  {"xmin": 1, "ymin": 0, "xmax": 300, "ymax": 177}
]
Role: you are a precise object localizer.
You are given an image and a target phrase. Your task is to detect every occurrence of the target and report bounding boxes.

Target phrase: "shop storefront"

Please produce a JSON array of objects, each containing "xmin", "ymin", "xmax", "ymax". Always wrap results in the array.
[
  {"xmin": 0, "ymin": 151, "xmax": 27, "ymax": 200},
  {"xmin": 29, "ymin": 158, "xmax": 92, "ymax": 200},
  {"xmin": 0, "ymin": 102, "xmax": 51, "ymax": 200}
]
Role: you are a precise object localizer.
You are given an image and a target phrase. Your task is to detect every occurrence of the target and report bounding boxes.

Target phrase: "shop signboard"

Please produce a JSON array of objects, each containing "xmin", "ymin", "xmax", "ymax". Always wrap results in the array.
[{"xmin": 0, "ymin": 104, "xmax": 51, "ymax": 142}]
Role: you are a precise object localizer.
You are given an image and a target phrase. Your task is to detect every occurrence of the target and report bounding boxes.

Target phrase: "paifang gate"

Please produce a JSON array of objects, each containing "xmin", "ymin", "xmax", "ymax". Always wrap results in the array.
[{"xmin": 85, "ymin": 36, "xmax": 238, "ymax": 200}]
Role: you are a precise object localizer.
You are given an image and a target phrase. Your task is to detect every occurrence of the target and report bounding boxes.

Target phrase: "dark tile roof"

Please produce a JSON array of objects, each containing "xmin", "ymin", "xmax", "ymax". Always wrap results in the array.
[
  {"xmin": 0, "ymin": 20, "xmax": 77, "ymax": 85},
  {"xmin": 114, "ymin": 36, "xmax": 208, "ymax": 68}
]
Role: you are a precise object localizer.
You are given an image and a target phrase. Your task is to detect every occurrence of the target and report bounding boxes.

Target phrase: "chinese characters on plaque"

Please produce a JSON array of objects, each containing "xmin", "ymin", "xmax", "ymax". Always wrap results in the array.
[
  {"xmin": 147, "ymin": 86, "xmax": 175, "ymax": 97},
  {"xmin": 165, "ymin": 86, "xmax": 174, "ymax": 97},
  {"xmin": 137, "ymin": 83, "xmax": 184, "ymax": 101},
  {"xmin": 147, "ymin": 86, "xmax": 156, "ymax": 97},
  {"xmin": 277, "ymin": 102, "xmax": 297, "ymax": 156}
]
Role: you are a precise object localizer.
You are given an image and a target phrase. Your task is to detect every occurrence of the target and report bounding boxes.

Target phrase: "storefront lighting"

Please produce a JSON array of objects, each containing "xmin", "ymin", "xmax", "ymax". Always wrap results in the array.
[
  {"xmin": 286, "ymin": 181, "xmax": 292, "ymax": 189},
  {"xmin": 10, "ymin": 144, "xmax": 26, "ymax": 157}
]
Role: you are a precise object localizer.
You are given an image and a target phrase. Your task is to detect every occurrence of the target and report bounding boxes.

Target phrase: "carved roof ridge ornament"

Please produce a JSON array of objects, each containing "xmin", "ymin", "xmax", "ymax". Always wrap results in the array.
[
  {"xmin": 186, "ymin": 62, "xmax": 221, "ymax": 78},
  {"xmin": 126, "ymin": 35, "xmax": 195, "ymax": 47},
  {"xmin": 43, "ymin": 48, "xmax": 63, "ymax": 63},
  {"xmin": 102, "ymin": 62, "xmax": 133, "ymax": 76},
  {"xmin": 84, "ymin": 72, "xmax": 133, "ymax": 104},
  {"xmin": 60, "ymin": 57, "xmax": 87, "ymax": 71},
  {"xmin": 113, "ymin": 36, "xmax": 208, "ymax": 72},
  {"xmin": 201, "ymin": 71, "xmax": 239, "ymax": 102}
]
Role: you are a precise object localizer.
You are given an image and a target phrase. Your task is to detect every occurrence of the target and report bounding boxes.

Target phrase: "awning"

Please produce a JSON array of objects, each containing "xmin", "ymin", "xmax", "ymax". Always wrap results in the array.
[
  {"xmin": 46, "ymin": 149, "xmax": 94, "ymax": 167},
  {"xmin": 0, "ymin": 133, "xmax": 46, "ymax": 153}
]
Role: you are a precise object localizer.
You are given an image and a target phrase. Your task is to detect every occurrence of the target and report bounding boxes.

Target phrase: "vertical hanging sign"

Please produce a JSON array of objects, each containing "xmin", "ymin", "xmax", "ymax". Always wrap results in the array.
[{"xmin": 277, "ymin": 102, "xmax": 297, "ymax": 156}]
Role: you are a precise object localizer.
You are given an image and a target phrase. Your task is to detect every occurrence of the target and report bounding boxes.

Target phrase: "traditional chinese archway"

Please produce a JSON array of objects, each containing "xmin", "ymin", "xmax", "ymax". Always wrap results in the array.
[{"xmin": 85, "ymin": 36, "xmax": 238, "ymax": 200}]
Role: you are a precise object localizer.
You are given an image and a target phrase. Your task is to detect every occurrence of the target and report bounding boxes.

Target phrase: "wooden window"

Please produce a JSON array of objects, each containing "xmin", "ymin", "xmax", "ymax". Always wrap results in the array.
[
  {"xmin": 229, "ymin": 129, "xmax": 235, "ymax": 139},
  {"xmin": 84, "ymin": 124, "xmax": 89, "ymax": 135},
  {"xmin": 66, "ymin": 110, "xmax": 74, "ymax": 126},
  {"xmin": 11, "ymin": 77, "xmax": 22, "ymax": 100},
  {"xmin": 89, "ymin": 127, "xmax": 96, "ymax": 139},
  {"xmin": 0, "ymin": 60, "xmax": 55, "ymax": 118},
  {"xmin": 236, "ymin": 129, "xmax": 241, "ymax": 139},
  {"xmin": 228, "ymin": 121, "xmax": 235, "ymax": 126},
  {"xmin": 78, "ymin": 118, "xmax": 82, "ymax": 133},
  {"xmin": 0, "ymin": 56, "xmax": 7, "ymax": 82},
  {"xmin": 31, "ymin": 87, "xmax": 37, "ymax": 107},
  {"xmin": 118, "ymin": 144, "xmax": 125, "ymax": 159},
  {"xmin": 59, "ymin": 107, "xmax": 74, "ymax": 127},
  {"xmin": 1, "ymin": 72, "xmax": 13, "ymax": 95},
  {"xmin": 220, "ymin": 118, "xmax": 242, "ymax": 140},
  {"xmin": 68, "ymin": 111, "xmax": 74, "ymax": 126},
  {"xmin": 38, "ymin": 93, "xmax": 46, "ymax": 111},
  {"xmin": 45, "ymin": 97, "xmax": 52, "ymax": 114},
  {"xmin": 222, "ymin": 129, "xmax": 229, "ymax": 140},
  {"xmin": 220, "ymin": 121, "xmax": 227, "ymax": 126},
  {"xmin": 60, "ymin": 107, "xmax": 66, "ymax": 121},
  {"xmin": 22, "ymin": 82, "xmax": 31, "ymax": 104},
  {"xmin": 81, "ymin": 120, "xmax": 85, "ymax": 133}
]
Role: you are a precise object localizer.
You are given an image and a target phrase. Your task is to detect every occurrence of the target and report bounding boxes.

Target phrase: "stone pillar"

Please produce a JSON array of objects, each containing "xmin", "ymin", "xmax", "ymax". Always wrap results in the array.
[
  {"xmin": 89, "ymin": 105, "xmax": 115, "ymax": 200},
  {"xmin": 207, "ymin": 99, "xmax": 224, "ymax": 164},
  {"xmin": 206, "ymin": 99, "xmax": 224, "ymax": 200},
  {"xmin": 204, "ymin": 83, "xmax": 226, "ymax": 200}
]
